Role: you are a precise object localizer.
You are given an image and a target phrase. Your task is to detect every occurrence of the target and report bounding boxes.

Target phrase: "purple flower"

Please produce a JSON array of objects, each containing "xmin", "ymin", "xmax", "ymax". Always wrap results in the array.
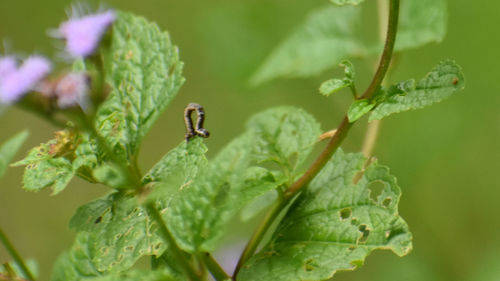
[
  {"xmin": 55, "ymin": 72, "xmax": 90, "ymax": 109},
  {"xmin": 57, "ymin": 10, "xmax": 116, "ymax": 58},
  {"xmin": 0, "ymin": 56, "xmax": 52, "ymax": 104},
  {"xmin": 0, "ymin": 57, "xmax": 17, "ymax": 79}
]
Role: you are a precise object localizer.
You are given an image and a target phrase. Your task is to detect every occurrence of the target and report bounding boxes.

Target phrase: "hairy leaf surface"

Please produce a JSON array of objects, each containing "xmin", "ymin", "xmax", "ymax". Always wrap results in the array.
[
  {"xmin": 238, "ymin": 150, "xmax": 412, "ymax": 281},
  {"xmin": 396, "ymin": 0, "xmax": 447, "ymax": 51},
  {"xmin": 251, "ymin": 6, "xmax": 366, "ymax": 84},
  {"xmin": 96, "ymin": 11, "xmax": 184, "ymax": 162},
  {"xmin": 370, "ymin": 60, "xmax": 465, "ymax": 121},
  {"xmin": 0, "ymin": 130, "xmax": 28, "ymax": 179}
]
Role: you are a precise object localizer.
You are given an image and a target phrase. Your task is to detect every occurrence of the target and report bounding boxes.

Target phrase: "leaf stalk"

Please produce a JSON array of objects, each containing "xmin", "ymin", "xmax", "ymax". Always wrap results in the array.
[{"xmin": 0, "ymin": 227, "xmax": 36, "ymax": 281}]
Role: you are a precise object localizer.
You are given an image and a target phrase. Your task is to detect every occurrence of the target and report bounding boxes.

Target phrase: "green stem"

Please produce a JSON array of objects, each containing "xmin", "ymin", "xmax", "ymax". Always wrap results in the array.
[
  {"xmin": 233, "ymin": 199, "xmax": 284, "ymax": 278},
  {"xmin": 201, "ymin": 253, "xmax": 230, "ymax": 281},
  {"xmin": 233, "ymin": 0, "xmax": 401, "ymax": 277},
  {"xmin": 0, "ymin": 227, "xmax": 35, "ymax": 281},
  {"xmin": 144, "ymin": 202, "xmax": 201, "ymax": 281}
]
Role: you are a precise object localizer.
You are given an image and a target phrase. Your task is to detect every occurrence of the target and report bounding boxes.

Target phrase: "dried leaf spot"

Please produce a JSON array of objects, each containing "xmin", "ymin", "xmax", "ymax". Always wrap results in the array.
[
  {"xmin": 339, "ymin": 208, "xmax": 352, "ymax": 220},
  {"xmin": 452, "ymin": 77, "xmax": 459, "ymax": 85},
  {"xmin": 368, "ymin": 180, "xmax": 385, "ymax": 202},
  {"xmin": 126, "ymin": 50, "xmax": 133, "ymax": 60}
]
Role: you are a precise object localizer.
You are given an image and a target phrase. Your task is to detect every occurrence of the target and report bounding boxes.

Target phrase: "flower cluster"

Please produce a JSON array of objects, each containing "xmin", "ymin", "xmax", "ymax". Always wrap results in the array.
[{"xmin": 0, "ymin": 8, "xmax": 116, "ymax": 108}]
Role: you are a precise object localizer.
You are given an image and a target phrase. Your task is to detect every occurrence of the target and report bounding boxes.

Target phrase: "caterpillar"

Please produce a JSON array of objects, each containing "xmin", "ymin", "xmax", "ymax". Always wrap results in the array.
[{"xmin": 184, "ymin": 103, "xmax": 210, "ymax": 142}]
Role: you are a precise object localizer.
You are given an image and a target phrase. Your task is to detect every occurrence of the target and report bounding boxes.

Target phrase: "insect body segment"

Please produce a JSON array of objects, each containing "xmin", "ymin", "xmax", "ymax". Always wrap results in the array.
[{"xmin": 184, "ymin": 103, "xmax": 210, "ymax": 142}]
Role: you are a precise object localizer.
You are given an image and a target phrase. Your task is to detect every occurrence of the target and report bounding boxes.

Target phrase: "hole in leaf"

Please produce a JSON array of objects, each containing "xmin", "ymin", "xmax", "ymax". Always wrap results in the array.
[
  {"xmin": 125, "ymin": 246, "xmax": 134, "ymax": 252},
  {"xmin": 94, "ymin": 216, "xmax": 102, "ymax": 224},
  {"xmin": 387, "ymin": 228, "xmax": 405, "ymax": 241},
  {"xmin": 350, "ymin": 218, "xmax": 359, "ymax": 226},
  {"xmin": 368, "ymin": 181, "xmax": 385, "ymax": 202},
  {"xmin": 348, "ymin": 246, "xmax": 356, "ymax": 251},
  {"xmin": 358, "ymin": 224, "xmax": 370, "ymax": 243},
  {"xmin": 304, "ymin": 259, "xmax": 318, "ymax": 272},
  {"xmin": 115, "ymin": 234, "xmax": 122, "ymax": 240},
  {"xmin": 382, "ymin": 197, "xmax": 392, "ymax": 207},
  {"xmin": 339, "ymin": 208, "xmax": 352, "ymax": 220}
]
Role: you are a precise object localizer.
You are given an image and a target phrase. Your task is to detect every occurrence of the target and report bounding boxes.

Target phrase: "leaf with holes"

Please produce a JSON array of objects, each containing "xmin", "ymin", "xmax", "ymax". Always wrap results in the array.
[
  {"xmin": 0, "ymin": 130, "xmax": 28, "ymax": 179},
  {"xmin": 69, "ymin": 193, "xmax": 165, "ymax": 273},
  {"xmin": 396, "ymin": 0, "xmax": 447, "ymax": 51},
  {"xmin": 246, "ymin": 106, "xmax": 321, "ymax": 177},
  {"xmin": 51, "ymin": 232, "xmax": 101, "ymax": 281},
  {"xmin": 237, "ymin": 149, "xmax": 412, "ymax": 281},
  {"xmin": 96, "ymin": 11, "xmax": 184, "ymax": 162},
  {"xmin": 69, "ymin": 139, "xmax": 207, "ymax": 272},
  {"xmin": 369, "ymin": 60, "xmax": 465, "ymax": 121},
  {"xmin": 251, "ymin": 5, "xmax": 367, "ymax": 84},
  {"xmin": 330, "ymin": 0, "xmax": 365, "ymax": 6}
]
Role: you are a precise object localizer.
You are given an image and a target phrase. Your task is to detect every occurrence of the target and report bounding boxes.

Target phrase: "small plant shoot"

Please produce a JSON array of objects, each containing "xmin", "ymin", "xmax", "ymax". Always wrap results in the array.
[{"xmin": 0, "ymin": 1, "xmax": 464, "ymax": 281}]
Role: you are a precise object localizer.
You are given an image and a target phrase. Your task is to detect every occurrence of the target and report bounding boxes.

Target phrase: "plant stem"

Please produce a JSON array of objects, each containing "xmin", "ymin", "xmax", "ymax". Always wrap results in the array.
[
  {"xmin": 201, "ymin": 253, "xmax": 230, "ymax": 281},
  {"xmin": 144, "ymin": 202, "xmax": 201, "ymax": 281},
  {"xmin": 233, "ymin": 0, "xmax": 401, "ymax": 277},
  {"xmin": 233, "ymin": 199, "xmax": 284, "ymax": 277},
  {"xmin": 0, "ymin": 227, "xmax": 35, "ymax": 281}
]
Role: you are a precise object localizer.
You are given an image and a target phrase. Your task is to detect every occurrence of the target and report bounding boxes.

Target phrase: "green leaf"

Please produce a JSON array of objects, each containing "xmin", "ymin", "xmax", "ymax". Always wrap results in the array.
[
  {"xmin": 166, "ymin": 107, "xmax": 319, "ymax": 253},
  {"xmin": 0, "ymin": 130, "xmax": 28, "ymax": 179},
  {"xmin": 251, "ymin": 5, "xmax": 367, "ymax": 84},
  {"xmin": 142, "ymin": 138, "xmax": 208, "ymax": 185},
  {"xmin": 96, "ymin": 11, "xmax": 185, "ymax": 162},
  {"xmin": 396, "ymin": 0, "xmax": 447, "ymax": 51},
  {"xmin": 238, "ymin": 149, "xmax": 412, "ymax": 281},
  {"xmin": 51, "ymin": 232, "xmax": 101, "ymax": 281},
  {"xmin": 12, "ymin": 131, "xmax": 98, "ymax": 194},
  {"xmin": 69, "ymin": 140, "xmax": 207, "ymax": 272},
  {"xmin": 347, "ymin": 99, "xmax": 375, "ymax": 122},
  {"xmin": 330, "ymin": 0, "xmax": 365, "ymax": 6},
  {"xmin": 319, "ymin": 60, "xmax": 355, "ymax": 97},
  {"xmin": 166, "ymin": 134, "xmax": 279, "ymax": 252},
  {"xmin": 69, "ymin": 193, "xmax": 165, "ymax": 273},
  {"xmin": 93, "ymin": 164, "xmax": 128, "ymax": 188},
  {"xmin": 246, "ymin": 106, "xmax": 321, "ymax": 176},
  {"xmin": 369, "ymin": 60, "xmax": 465, "ymax": 121},
  {"xmin": 86, "ymin": 269, "xmax": 179, "ymax": 281}
]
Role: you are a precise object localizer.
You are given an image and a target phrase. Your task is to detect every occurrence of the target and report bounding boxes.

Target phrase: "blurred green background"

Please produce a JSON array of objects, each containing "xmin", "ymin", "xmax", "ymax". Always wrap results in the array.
[{"xmin": 0, "ymin": 0, "xmax": 498, "ymax": 280}]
